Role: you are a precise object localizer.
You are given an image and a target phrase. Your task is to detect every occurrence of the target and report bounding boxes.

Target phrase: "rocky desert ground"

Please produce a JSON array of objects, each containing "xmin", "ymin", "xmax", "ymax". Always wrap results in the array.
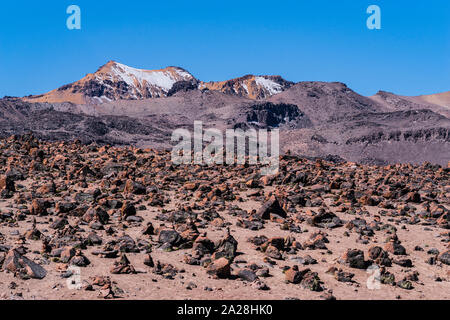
[{"xmin": 0, "ymin": 133, "xmax": 448, "ymax": 300}]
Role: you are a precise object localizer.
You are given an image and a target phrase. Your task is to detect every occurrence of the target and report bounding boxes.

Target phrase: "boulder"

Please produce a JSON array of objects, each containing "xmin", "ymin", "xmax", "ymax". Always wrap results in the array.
[
  {"xmin": 254, "ymin": 196, "xmax": 286, "ymax": 220},
  {"xmin": 205, "ymin": 257, "xmax": 231, "ymax": 279},
  {"xmin": 3, "ymin": 249, "xmax": 47, "ymax": 279},
  {"xmin": 341, "ymin": 249, "xmax": 367, "ymax": 269},
  {"xmin": 438, "ymin": 250, "xmax": 450, "ymax": 265},
  {"xmin": 0, "ymin": 175, "xmax": 15, "ymax": 192}
]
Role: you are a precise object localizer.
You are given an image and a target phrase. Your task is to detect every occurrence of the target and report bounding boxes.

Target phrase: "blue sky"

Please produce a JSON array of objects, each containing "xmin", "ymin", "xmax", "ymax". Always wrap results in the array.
[{"xmin": 0, "ymin": 0, "xmax": 448, "ymax": 97}]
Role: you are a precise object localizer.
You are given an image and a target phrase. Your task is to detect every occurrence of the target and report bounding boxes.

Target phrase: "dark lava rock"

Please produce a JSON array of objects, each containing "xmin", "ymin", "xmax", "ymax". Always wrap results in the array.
[
  {"xmin": 254, "ymin": 196, "xmax": 287, "ymax": 220},
  {"xmin": 2, "ymin": 249, "xmax": 47, "ymax": 279},
  {"xmin": 158, "ymin": 229, "xmax": 183, "ymax": 247},
  {"xmin": 438, "ymin": 251, "xmax": 450, "ymax": 265},
  {"xmin": 237, "ymin": 269, "xmax": 258, "ymax": 282},
  {"xmin": 341, "ymin": 249, "xmax": 367, "ymax": 269}
]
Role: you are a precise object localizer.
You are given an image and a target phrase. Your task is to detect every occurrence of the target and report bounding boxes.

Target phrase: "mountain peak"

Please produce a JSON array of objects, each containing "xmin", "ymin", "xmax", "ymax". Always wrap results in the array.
[
  {"xmin": 199, "ymin": 74, "xmax": 293, "ymax": 99},
  {"xmin": 92, "ymin": 61, "xmax": 194, "ymax": 90},
  {"xmin": 25, "ymin": 62, "xmax": 196, "ymax": 104}
]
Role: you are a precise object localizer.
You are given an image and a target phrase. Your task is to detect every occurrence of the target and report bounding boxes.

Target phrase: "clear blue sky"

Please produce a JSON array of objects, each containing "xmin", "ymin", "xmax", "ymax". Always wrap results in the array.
[{"xmin": 0, "ymin": 0, "xmax": 448, "ymax": 97}]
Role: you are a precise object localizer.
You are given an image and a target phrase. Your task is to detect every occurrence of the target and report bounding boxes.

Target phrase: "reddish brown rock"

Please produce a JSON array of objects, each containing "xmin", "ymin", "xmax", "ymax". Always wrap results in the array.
[
  {"xmin": 205, "ymin": 257, "xmax": 231, "ymax": 279},
  {"xmin": 254, "ymin": 196, "xmax": 287, "ymax": 220},
  {"xmin": 2, "ymin": 249, "xmax": 47, "ymax": 279},
  {"xmin": 0, "ymin": 175, "xmax": 15, "ymax": 192}
]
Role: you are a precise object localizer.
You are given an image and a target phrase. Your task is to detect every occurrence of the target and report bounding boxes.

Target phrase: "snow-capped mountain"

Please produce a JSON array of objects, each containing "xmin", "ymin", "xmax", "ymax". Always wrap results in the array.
[
  {"xmin": 199, "ymin": 75, "xmax": 293, "ymax": 100},
  {"xmin": 25, "ymin": 61, "xmax": 196, "ymax": 104},
  {"xmin": 24, "ymin": 62, "xmax": 293, "ymax": 104}
]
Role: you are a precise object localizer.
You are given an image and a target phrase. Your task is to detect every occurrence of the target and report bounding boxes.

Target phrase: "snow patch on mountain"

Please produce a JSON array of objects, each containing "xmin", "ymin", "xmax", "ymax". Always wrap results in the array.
[
  {"xmin": 255, "ymin": 77, "xmax": 283, "ymax": 95},
  {"xmin": 105, "ymin": 62, "xmax": 192, "ymax": 91}
]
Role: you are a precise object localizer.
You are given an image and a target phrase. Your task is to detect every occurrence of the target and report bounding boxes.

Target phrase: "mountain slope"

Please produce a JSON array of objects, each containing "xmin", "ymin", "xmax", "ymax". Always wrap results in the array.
[
  {"xmin": 268, "ymin": 81, "xmax": 385, "ymax": 125},
  {"xmin": 415, "ymin": 91, "xmax": 450, "ymax": 108},
  {"xmin": 370, "ymin": 90, "xmax": 450, "ymax": 118}
]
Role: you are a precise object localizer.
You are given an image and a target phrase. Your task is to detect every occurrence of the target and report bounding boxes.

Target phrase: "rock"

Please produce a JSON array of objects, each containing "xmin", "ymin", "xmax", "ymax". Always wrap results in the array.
[
  {"xmin": 0, "ymin": 175, "xmax": 15, "ymax": 192},
  {"xmin": 301, "ymin": 269, "xmax": 323, "ymax": 291},
  {"xmin": 335, "ymin": 270, "xmax": 355, "ymax": 282},
  {"xmin": 341, "ymin": 249, "xmax": 367, "ymax": 269},
  {"xmin": 212, "ymin": 231, "xmax": 238, "ymax": 261},
  {"xmin": 286, "ymin": 266, "xmax": 323, "ymax": 291},
  {"xmin": 205, "ymin": 257, "xmax": 231, "ymax": 279},
  {"xmin": 285, "ymin": 265, "xmax": 302, "ymax": 284},
  {"xmin": 303, "ymin": 231, "xmax": 329, "ymax": 250},
  {"xmin": 254, "ymin": 196, "xmax": 286, "ymax": 220},
  {"xmin": 50, "ymin": 217, "xmax": 68, "ymax": 230},
  {"xmin": 397, "ymin": 280, "xmax": 413, "ymax": 290},
  {"xmin": 24, "ymin": 227, "xmax": 41, "ymax": 240},
  {"xmin": 437, "ymin": 212, "xmax": 449, "ymax": 228},
  {"xmin": 30, "ymin": 199, "xmax": 50, "ymax": 216},
  {"xmin": 184, "ymin": 182, "xmax": 198, "ymax": 191},
  {"xmin": 320, "ymin": 292, "xmax": 336, "ymax": 300},
  {"xmin": 237, "ymin": 219, "xmax": 264, "ymax": 230},
  {"xmin": 144, "ymin": 254, "xmax": 154, "ymax": 267},
  {"xmin": 90, "ymin": 220, "xmax": 104, "ymax": 230},
  {"xmin": 307, "ymin": 208, "xmax": 343, "ymax": 228},
  {"xmin": 5, "ymin": 168, "xmax": 24, "ymax": 181},
  {"xmin": 110, "ymin": 254, "xmax": 136, "ymax": 274},
  {"xmin": 289, "ymin": 255, "xmax": 317, "ymax": 265},
  {"xmin": 252, "ymin": 280, "xmax": 270, "ymax": 290},
  {"xmin": 158, "ymin": 229, "xmax": 183, "ymax": 246},
  {"xmin": 125, "ymin": 215, "xmax": 143, "ymax": 223},
  {"xmin": 87, "ymin": 232, "xmax": 103, "ymax": 245},
  {"xmin": 384, "ymin": 240, "xmax": 407, "ymax": 256},
  {"xmin": 142, "ymin": 222, "xmax": 155, "ymax": 236},
  {"xmin": 0, "ymin": 252, "xmax": 5, "ymax": 268},
  {"xmin": 2, "ymin": 249, "xmax": 47, "ymax": 279},
  {"xmin": 380, "ymin": 271, "xmax": 396, "ymax": 285},
  {"xmin": 256, "ymin": 267, "xmax": 270, "ymax": 278},
  {"xmin": 153, "ymin": 261, "xmax": 179, "ymax": 279},
  {"xmin": 116, "ymin": 235, "xmax": 140, "ymax": 253},
  {"xmin": 60, "ymin": 247, "xmax": 76, "ymax": 263},
  {"xmin": 193, "ymin": 236, "xmax": 215, "ymax": 257},
  {"xmin": 99, "ymin": 281, "xmax": 116, "ymax": 299},
  {"xmin": 248, "ymin": 235, "xmax": 269, "ymax": 246},
  {"xmin": 438, "ymin": 251, "xmax": 450, "ymax": 265},
  {"xmin": 406, "ymin": 192, "xmax": 421, "ymax": 203},
  {"xmin": 264, "ymin": 245, "xmax": 283, "ymax": 260},
  {"xmin": 427, "ymin": 248, "xmax": 440, "ymax": 255},
  {"xmin": 70, "ymin": 251, "xmax": 91, "ymax": 267},
  {"xmin": 55, "ymin": 202, "xmax": 77, "ymax": 214},
  {"xmin": 124, "ymin": 179, "xmax": 146, "ymax": 195},
  {"xmin": 237, "ymin": 269, "xmax": 258, "ymax": 282},
  {"xmin": 121, "ymin": 201, "xmax": 136, "ymax": 219},
  {"xmin": 37, "ymin": 181, "xmax": 56, "ymax": 194},
  {"xmin": 82, "ymin": 206, "xmax": 109, "ymax": 224},
  {"xmin": 393, "ymin": 259, "xmax": 413, "ymax": 268},
  {"xmin": 405, "ymin": 271, "xmax": 419, "ymax": 282},
  {"xmin": 368, "ymin": 246, "xmax": 392, "ymax": 266}
]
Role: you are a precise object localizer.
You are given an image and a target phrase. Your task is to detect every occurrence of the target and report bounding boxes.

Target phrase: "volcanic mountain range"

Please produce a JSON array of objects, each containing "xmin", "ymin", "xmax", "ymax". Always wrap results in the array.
[{"xmin": 1, "ymin": 61, "xmax": 449, "ymax": 165}]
